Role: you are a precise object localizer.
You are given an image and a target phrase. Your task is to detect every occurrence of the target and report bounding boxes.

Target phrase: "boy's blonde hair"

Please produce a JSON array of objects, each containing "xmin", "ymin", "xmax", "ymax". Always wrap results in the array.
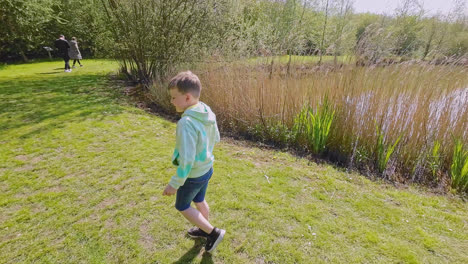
[{"xmin": 168, "ymin": 71, "xmax": 202, "ymax": 98}]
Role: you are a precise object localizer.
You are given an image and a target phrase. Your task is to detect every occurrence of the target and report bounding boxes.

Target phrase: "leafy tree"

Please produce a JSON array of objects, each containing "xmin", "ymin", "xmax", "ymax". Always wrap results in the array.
[
  {"xmin": 301, "ymin": 1, "xmax": 323, "ymax": 55},
  {"xmin": 101, "ymin": 0, "xmax": 233, "ymax": 84},
  {"xmin": 0, "ymin": 0, "xmax": 57, "ymax": 61},
  {"xmin": 354, "ymin": 16, "xmax": 394, "ymax": 64},
  {"xmin": 318, "ymin": 0, "xmax": 330, "ymax": 64},
  {"xmin": 419, "ymin": 15, "xmax": 440, "ymax": 59},
  {"xmin": 391, "ymin": 0, "xmax": 423, "ymax": 56},
  {"xmin": 354, "ymin": 13, "xmax": 379, "ymax": 51},
  {"xmin": 445, "ymin": 0, "xmax": 468, "ymax": 57},
  {"xmin": 328, "ymin": 0, "xmax": 354, "ymax": 64},
  {"xmin": 47, "ymin": 0, "xmax": 112, "ymax": 57}
]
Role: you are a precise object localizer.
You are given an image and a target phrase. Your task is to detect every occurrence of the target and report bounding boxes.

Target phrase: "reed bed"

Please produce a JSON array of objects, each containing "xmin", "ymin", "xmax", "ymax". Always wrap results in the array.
[{"xmin": 149, "ymin": 60, "xmax": 468, "ymax": 191}]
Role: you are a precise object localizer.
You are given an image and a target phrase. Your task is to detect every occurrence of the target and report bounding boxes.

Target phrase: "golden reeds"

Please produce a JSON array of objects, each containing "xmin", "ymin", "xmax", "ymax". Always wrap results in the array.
[{"xmin": 151, "ymin": 59, "xmax": 468, "ymax": 187}]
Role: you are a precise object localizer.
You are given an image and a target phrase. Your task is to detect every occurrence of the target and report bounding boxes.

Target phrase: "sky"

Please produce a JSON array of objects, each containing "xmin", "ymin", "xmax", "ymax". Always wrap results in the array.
[{"xmin": 352, "ymin": 0, "xmax": 468, "ymax": 15}]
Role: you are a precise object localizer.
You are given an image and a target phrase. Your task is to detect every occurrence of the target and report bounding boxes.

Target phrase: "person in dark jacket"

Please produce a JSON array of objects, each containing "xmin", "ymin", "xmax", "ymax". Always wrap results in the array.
[{"xmin": 54, "ymin": 35, "xmax": 71, "ymax": 72}]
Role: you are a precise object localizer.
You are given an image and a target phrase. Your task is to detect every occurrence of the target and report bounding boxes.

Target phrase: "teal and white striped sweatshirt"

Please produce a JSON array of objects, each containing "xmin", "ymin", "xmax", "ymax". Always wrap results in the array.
[{"xmin": 169, "ymin": 102, "xmax": 220, "ymax": 189}]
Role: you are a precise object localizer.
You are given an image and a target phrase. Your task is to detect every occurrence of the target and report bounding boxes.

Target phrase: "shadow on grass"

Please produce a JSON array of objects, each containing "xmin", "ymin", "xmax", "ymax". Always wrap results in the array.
[
  {"xmin": 38, "ymin": 72, "xmax": 62, "ymax": 75},
  {"xmin": 173, "ymin": 239, "xmax": 213, "ymax": 264},
  {"xmin": 38, "ymin": 67, "xmax": 78, "ymax": 74},
  {"xmin": 200, "ymin": 252, "xmax": 214, "ymax": 264},
  {"xmin": 0, "ymin": 73, "xmax": 124, "ymax": 138}
]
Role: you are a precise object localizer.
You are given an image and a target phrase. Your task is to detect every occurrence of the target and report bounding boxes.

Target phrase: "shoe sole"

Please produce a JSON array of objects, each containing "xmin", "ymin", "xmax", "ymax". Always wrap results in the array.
[
  {"xmin": 206, "ymin": 229, "xmax": 225, "ymax": 253},
  {"xmin": 188, "ymin": 233, "xmax": 207, "ymax": 238}
]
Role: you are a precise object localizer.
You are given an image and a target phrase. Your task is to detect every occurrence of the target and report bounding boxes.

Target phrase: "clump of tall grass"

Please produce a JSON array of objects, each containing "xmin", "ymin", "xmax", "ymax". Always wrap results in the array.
[
  {"xmin": 292, "ymin": 97, "xmax": 335, "ymax": 155},
  {"xmin": 428, "ymin": 141, "xmax": 442, "ymax": 180},
  {"xmin": 375, "ymin": 125, "xmax": 402, "ymax": 174},
  {"xmin": 451, "ymin": 140, "xmax": 468, "ymax": 193}
]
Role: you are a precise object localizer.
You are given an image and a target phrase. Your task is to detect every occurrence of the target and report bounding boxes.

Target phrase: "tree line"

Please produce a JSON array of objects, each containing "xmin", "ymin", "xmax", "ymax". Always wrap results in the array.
[
  {"xmin": 0, "ymin": 0, "xmax": 112, "ymax": 62},
  {"xmin": 1, "ymin": 0, "xmax": 467, "ymax": 69}
]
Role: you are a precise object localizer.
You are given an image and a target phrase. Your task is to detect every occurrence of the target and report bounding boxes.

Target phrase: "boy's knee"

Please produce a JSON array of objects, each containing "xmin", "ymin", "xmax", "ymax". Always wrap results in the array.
[
  {"xmin": 194, "ymin": 200, "xmax": 206, "ymax": 205},
  {"xmin": 195, "ymin": 200, "xmax": 208, "ymax": 208}
]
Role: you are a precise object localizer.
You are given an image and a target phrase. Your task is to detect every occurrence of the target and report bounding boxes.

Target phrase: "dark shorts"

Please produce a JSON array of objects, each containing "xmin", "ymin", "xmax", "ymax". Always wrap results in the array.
[{"xmin": 175, "ymin": 167, "xmax": 213, "ymax": 211}]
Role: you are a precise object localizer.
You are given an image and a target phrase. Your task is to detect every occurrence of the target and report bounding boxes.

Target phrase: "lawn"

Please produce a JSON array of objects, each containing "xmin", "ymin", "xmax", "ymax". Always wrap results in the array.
[{"xmin": 1, "ymin": 60, "xmax": 467, "ymax": 263}]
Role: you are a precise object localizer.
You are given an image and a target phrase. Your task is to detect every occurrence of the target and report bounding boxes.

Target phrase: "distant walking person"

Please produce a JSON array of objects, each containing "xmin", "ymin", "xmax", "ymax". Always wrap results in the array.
[
  {"xmin": 54, "ymin": 35, "xmax": 71, "ymax": 72},
  {"xmin": 69, "ymin": 37, "xmax": 83, "ymax": 68}
]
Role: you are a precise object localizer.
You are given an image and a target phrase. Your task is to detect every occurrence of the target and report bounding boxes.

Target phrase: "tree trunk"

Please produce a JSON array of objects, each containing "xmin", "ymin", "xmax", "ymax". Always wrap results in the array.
[
  {"xmin": 422, "ymin": 34, "xmax": 433, "ymax": 60},
  {"xmin": 422, "ymin": 20, "xmax": 436, "ymax": 60},
  {"xmin": 20, "ymin": 50, "xmax": 28, "ymax": 62},
  {"xmin": 319, "ymin": 0, "xmax": 329, "ymax": 65}
]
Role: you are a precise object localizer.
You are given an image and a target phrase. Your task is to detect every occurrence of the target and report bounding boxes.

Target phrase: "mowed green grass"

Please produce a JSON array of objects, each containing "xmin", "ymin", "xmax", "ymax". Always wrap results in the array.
[{"xmin": 1, "ymin": 60, "xmax": 467, "ymax": 264}]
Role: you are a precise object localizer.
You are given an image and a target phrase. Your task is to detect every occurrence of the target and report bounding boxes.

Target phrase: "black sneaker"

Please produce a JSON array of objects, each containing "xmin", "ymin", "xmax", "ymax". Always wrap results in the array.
[
  {"xmin": 187, "ymin": 227, "xmax": 208, "ymax": 238},
  {"xmin": 205, "ymin": 227, "xmax": 225, "ymax": 253}
]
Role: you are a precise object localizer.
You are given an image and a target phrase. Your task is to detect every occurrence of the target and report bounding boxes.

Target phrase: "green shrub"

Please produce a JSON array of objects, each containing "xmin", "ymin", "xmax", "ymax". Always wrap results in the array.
[
  {"xmin": 254, "ymin": 120, "xmax": 293, "ymax": 147},
  {"xmin": 450, "ymin": 139, "xmax": 468, "ymax": 193},
  {"xmin": 428, "ymin": 140, "xmax": 441, "ymax": 181},
  {"xmin": 375, "ymin": 125, "xmax": 402, "ymax": 174},
  {"xmin": 293, "ymin": 97, "xmax": 335, "ymax": 155}
]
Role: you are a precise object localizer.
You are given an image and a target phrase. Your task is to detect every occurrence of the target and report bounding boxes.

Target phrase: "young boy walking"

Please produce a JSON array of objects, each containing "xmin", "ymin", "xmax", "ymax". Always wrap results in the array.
[{"xmin": 162, "ymin": 71, "xmax": 225, "ymax": 253}]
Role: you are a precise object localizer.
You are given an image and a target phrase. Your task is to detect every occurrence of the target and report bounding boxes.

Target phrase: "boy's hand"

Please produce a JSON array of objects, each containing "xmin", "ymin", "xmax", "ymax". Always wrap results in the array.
[{"xmin": 162, "ymin": 184, "xmax": 177, "ymax": 196}]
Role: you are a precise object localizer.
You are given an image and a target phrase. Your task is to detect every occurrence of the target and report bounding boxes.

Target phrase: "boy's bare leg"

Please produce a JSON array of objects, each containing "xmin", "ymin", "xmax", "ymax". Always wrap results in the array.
[
  {"xmin": 195, "ymin": 200, "xmax": 209, "ymax": 220},
  {"xmin": 180, "ymin": 207, "xmax": 214, "ymax": 234}
]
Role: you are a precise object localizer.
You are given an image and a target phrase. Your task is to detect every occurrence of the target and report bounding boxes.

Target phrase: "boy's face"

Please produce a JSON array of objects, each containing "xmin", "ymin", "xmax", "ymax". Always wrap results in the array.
[{"xmin": 169, "ymin": 88, "xmax": 190, "ymax": 112}]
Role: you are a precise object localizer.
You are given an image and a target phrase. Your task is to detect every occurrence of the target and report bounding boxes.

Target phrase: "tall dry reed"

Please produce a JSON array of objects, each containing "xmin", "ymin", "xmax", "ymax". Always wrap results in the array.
[{"xmin": 150, "ymin": 59, "xmax": 468, "ymax": 188}]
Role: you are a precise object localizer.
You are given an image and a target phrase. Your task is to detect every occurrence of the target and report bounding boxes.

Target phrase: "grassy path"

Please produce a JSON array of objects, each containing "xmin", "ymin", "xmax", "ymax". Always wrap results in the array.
[{"xmin": 1, "ymin": 60, "xmax": 467, "ymax": 263}]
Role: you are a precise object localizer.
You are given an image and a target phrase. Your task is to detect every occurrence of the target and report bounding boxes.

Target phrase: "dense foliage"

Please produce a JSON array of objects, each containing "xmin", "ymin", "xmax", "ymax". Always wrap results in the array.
[
  {"xmin": 1, "ymin": 0, "xmax": 467, "ymax": 65},
  {"xmin": 0, "ymin": 0, "xmax": 111, "ymax": 62}
]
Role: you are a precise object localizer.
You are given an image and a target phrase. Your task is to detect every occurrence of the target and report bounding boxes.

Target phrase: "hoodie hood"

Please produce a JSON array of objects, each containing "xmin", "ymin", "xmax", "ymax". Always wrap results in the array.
[{"xmin": 182, "ymin": 102, "xmax": 216, "ymax": 125}]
